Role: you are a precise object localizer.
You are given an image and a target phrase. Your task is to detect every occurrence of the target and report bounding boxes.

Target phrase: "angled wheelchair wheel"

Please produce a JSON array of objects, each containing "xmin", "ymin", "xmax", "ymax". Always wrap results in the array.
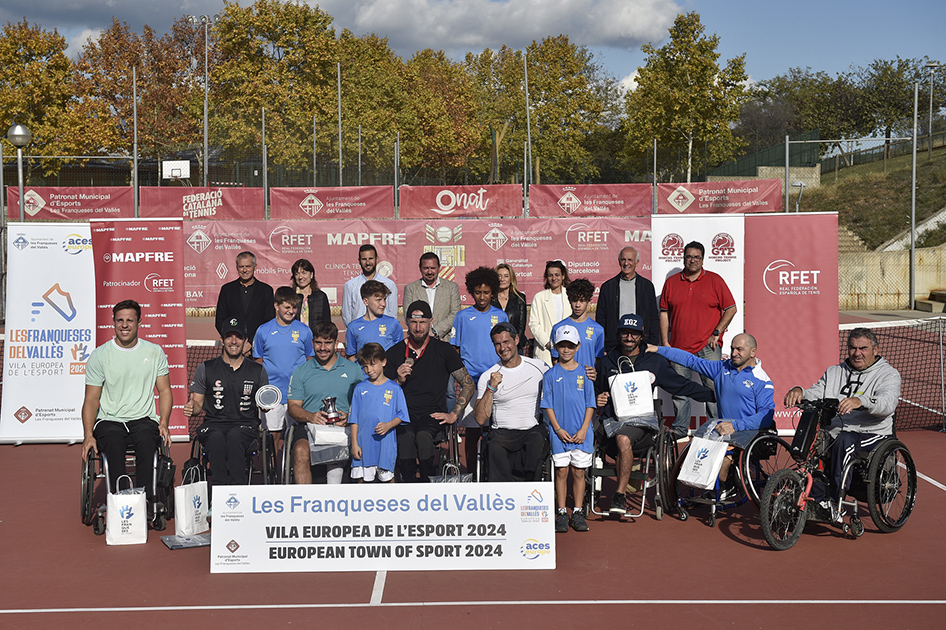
[
  {"xmin": 760, "ymin": 468, "xmax": 807, "ymax": 551},
  {"xmin": 866, "ymin": 439, "xmax": 916, "ymax": 533},
  {"xmin": 655, "ymin": 426, "xmax": 677, "ymax": 518},
  {"xmin": 281, "ymin": 425, "xmax": 295, "ymax": 484},
  {"xmin": 739, "ymin": 434, "xmax": 795, "ymax": 510},
  {"xmin": 81, "ymin": 452, "xmax": 96, "ymax": 526}
]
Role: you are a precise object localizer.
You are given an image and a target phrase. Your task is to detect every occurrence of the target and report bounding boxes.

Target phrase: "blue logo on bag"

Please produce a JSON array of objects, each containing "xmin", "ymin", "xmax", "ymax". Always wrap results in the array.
[
  {"xmin": 193, "ymin": 495, "xmax": 202, "ymax": 509},
  {"xmin": 696, "ymin": 447, "xmax": 709, "ymax": 460},
  {"xmin": 119, "ymin": 504, "xmax": 134, "ymax": 519},
  {"xmin": 624, "ymin": 380, "xmax": 637, "ymax": 393}
]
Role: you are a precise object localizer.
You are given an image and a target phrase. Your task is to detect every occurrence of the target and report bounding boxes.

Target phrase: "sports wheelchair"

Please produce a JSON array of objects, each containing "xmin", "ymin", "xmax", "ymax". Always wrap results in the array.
[
  {"xmin": 759, "ymin": 399, "xmax": 917, "ymax": 550},
  {"xmin": 475, "ymin": 423, "xmax": 552, "ymax": 483},
  {"xmin": 182, "ymin": 422, "xmax": 277, "ymax": 487},
  {"xmin": 81, "ymin": 439, "xmax": 174, "ymax": 535}
]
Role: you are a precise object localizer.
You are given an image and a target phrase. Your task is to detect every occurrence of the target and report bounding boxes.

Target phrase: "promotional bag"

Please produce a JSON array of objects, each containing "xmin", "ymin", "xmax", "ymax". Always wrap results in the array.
[
  {"xmin": 174, "ymin": 466, "xmax": 209, "ymax": 536},
  {"xmin": 106, "ymin": 474, "xmax": 148, "ymax": 545},
  {"xmin": 677, "ymin": 431, "xmax": 729, "ymax": 490}
]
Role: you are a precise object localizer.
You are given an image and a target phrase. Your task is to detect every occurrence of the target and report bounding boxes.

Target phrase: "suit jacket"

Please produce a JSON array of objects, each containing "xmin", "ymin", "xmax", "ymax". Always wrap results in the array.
[
  {"xmin": 595, "ymin": 272, "xmax": 659, "ymax": 352},
  {"xmin": 294, "ymin": 289, "xmax": 332, "ymax": 340},
  {"xmin": 528, "ymin": 289, "xmax": 572, "ymax": 366},
  {"xmin": 215, "ymin": 278, "xmax": 275, "ymax": 342},
  {"xmin": 402, "ymin": 277, "xmax": 461, "ymax": 339}
]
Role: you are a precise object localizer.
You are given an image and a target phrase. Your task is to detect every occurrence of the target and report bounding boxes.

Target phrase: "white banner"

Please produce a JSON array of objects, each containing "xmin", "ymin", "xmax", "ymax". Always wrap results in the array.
[
  {"xmin": 211, "ymin": 482, "xmax": 556, "ymax": 573},
  {"xmin": 1, "ymin": 223, "xmax": 96, "ymax": 443}
]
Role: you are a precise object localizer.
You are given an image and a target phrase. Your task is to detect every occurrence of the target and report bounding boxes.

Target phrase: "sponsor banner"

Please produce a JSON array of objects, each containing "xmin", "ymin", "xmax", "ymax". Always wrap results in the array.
[
  {"xmin": 651, "ymin": 215, "xmax": 745, "ymax": 427},
  {"xmin": 399, "ymin": 184, "xmax": 523, "ymax": 219},
  {"xmin": 745, "ymin": 213, "xmax": 839, "ymax": 431},
  {"xmin": 656, "ymin": 179, "xmax": 782, "ymax": 214},
  {"xmin": 90, "ymin": 219, "xmax": 189, "ymax": 438},
  {"xmin": 139, "ymin": 187, "xmax": 265, "ymax": 220},
  {"xmin": 0, "ymin": 224, "xmax": 96, "ymax": 443},
  {"xmin": 528, "ymin": 184, "xmax": 652, "ymax": 218},
  {"xmin": 211, "ymin": 482, "xmax": 555, "ymax": 572},
  {"xmin": 182, "ymin": 218, "xmax": 653, "ymax": 309},
  {"xmin": 270, "ymin": 186, "xmax": 394, "ymax": 220},
  {"xmin": 6, "ymin": 186, "xmax": 134, "ymax": 220}
]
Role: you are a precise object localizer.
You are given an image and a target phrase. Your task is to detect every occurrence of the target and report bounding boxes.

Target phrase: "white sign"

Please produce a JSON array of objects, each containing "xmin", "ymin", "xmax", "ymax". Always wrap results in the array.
[{"xmin": 211, "ymin": 482, "xmax": 556, "ymax": 573}]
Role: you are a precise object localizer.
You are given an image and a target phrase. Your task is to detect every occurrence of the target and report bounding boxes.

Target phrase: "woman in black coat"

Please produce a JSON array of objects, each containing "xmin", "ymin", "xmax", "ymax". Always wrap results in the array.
[
  {"xmin": 492, "ymin": 263, "xmax": 529, "ymax": 353},
  {"xmin": 291, "ymin": 259, "xmax": 331, "ymax": 337}
]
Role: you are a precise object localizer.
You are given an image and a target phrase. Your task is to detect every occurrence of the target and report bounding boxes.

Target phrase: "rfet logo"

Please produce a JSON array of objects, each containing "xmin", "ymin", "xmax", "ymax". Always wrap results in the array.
[
  {"xmin": 661, "ymin": 233, "xmax": 685, "ymax": 257},
  {"xmin": 763, "ymin": 259, "xmax": 822, "ymax": 296},
  {"xmin": 565, "ymin": 223, "xmax": 609, "ymax": 250},
  {"xmin": 711, "ymin": 233, "xmax": 736, "ymax": 256},
  {"xmin": 145, "ymin": 273, "xmax": 175, "ymax": 293}
]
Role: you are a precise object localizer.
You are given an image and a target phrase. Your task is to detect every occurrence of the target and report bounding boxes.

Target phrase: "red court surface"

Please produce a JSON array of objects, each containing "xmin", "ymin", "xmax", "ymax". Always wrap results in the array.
[{"xmin": 1, "ymin": 428, "xmax": 944, "ymax": 629}]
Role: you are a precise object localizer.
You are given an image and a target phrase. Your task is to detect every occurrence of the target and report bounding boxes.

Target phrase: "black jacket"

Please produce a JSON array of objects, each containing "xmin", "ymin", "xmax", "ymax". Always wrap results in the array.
[
  {"xmin": 492, "ymin": 290, "xmax": 528, "ymax": 351},
  {"xmin": 215, "ymin": 278, "xmax": 275, "ymax": 342},
  {"xmin": 595, "ymin": 272, "xmax": 660, "ymax": 352},
  {"xmin": 294, "ymin": 289, "xmax": 332, "ymax": 339}
]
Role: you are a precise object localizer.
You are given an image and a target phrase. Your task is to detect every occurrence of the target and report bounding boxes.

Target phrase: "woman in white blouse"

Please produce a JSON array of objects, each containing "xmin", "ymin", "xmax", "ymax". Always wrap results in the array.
[{"xmin": 529, "ymin": 260, "xmax": 571, "ymax": 366}]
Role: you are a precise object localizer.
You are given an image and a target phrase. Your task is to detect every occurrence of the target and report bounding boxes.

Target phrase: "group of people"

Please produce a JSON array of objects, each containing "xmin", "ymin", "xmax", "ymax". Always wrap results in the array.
[{"xmin": 80, "ymin": 242, "xmax": 902, "ymax": 536}]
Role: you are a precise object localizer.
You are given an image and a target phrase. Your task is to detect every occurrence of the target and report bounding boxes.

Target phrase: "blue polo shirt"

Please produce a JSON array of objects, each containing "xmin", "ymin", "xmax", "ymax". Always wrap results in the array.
[
  {"xmin": 550, "ymin": 317, "xmax": 605, "ymax": 367},
  {"xmin": 287, "ymin": 353, "xmax": 364, "ymax": 413},
  {"xmin": 450, "ymin": 305, "xmax": 508, "ymax": 381}
]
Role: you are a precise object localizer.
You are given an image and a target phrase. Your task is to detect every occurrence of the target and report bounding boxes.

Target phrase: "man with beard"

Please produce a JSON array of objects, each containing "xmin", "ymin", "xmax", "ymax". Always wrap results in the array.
[
  {"xmin": 342, "ymin": 244, "xmax": 398, "ymax": 325},
  {"xmin": 215, "ymin": 251, "xmax": 274, "ymax": 354}
]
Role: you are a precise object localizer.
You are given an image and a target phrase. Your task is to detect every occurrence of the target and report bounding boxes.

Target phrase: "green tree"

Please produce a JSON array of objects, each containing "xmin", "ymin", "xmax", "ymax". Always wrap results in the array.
[
  {"xmin": 858, "ymin": 57, "xmax": 927, "ymax": 158},
  {"xmin": 625, "ymin": 12, "xmax": 748, "ymax": 182}
]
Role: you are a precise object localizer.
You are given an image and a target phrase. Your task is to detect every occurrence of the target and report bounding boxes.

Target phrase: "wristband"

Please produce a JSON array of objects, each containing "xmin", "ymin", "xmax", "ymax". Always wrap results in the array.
[{"xmin": 486, "ymin": 384, "xmax": 497, "ymax": 393}]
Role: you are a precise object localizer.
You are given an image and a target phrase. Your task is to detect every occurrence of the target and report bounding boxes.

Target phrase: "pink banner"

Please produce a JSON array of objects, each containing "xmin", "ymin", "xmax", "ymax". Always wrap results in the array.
[
  {"xmin": 139, "ymin": 187, "xmax": 265, "ymax": 220},
  {"xmin": 656, "ymin": 179, "xmax": 782, "ymax": 214},
  {"xmin": 269, "ymin": 186, "xmax": 394, "ymax": 220},
  {"xmin": 529, "ymin": 184, "xmax": 652, "ymax": 217},
  {"xmin": 7, "ymin": 187, "xmax": 134, "ymax": 220},
  {"xmin": 90, "ymin": 219, "xmax": 189, "ymax": 438},
  {"xmin": 182, "ymin": 217, "xmax": 653, "ymax": 310},
  {"xmin": 399, "ymin": 184, "xmax": 523, "ymax": 218},
  {"xmin": 744, "ymin": 213, "xmax": 839, "ymax": 430}
]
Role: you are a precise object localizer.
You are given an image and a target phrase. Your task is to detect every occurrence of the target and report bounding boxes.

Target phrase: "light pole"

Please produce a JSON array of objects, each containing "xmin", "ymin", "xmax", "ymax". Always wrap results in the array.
[
  {"xmin": 188, "ymin": 15, "xmax": 213, "ymax": 186},
  {"xmin": 926, "ymin": 62, "xmax": 941, "ymax": 161},
  {"xmin": 7, "ymin": 123, "xmax": 31, "ymax": 221},
  {"xmin": 791, "ymin": 181, "xmax": 805, "ymax": 212}
]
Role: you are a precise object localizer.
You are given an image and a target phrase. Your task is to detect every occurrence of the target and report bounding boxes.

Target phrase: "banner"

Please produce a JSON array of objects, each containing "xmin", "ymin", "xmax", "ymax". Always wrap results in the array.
[
  {"xmin": 0, "ymin": 224, "xmax": 96, "ymax": 443},
  {"xmin": 7, "ymin": 186, "xmax": 134, "ymax": 220},
  {"xmin": 528, "ymin": 184, "xmax": 652, "ymax": 217},
  {"xmin": 656, "ymin": 179, "xmax": 782, "ymax": 214},
  {"xmin": 210, "ymin": 482, "xmax": 555, "ymax": 573},
  {"xmin": 139, "ymin": 187, "xmax": 265, "ymax": 220},
  {"xmin": 90, "ymin": 219, "xmax": 189, "ymax": 439},
  {"xmin": 745, "ymin": 213, "xmax": 839, "ymax": 431},
  {"xmin": 182, "ymin": 217, "xmax": 653, "ymax": 309},
  {"xmin": 399, "ymin": 184, "xmax": 523, "ymax": 218},
  {"xmin": 270, "ymin": 186, "xmax": 394, "ymax": 220}
]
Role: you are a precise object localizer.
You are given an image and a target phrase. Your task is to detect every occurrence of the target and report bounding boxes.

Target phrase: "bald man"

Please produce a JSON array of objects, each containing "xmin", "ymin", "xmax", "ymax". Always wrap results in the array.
[{"xmin": 595, "ymin": 246, "xmax": 659, "ymax": 353}]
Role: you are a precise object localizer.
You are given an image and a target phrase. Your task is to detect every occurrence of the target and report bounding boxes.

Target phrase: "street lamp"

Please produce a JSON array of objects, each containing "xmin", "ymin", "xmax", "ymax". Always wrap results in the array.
[
  {"xmin": 791, "ymin": 180, "xmax": 805, "ymax": 212},
  {"xmin": 7, "ymin": 123, "xmax": 31, "ymax": 221},
  {"xmin": 925, "ymin": 62, "xmax": 941, "ymax": 161},
  {"xmin": 187, "ymin": 15, "xmax": 214, "ymax": 187}
]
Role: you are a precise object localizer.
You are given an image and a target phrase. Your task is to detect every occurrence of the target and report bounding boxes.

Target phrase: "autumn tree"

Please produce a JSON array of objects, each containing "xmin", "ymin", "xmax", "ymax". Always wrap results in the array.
[
  {"xmin": 625, "ymin": 12, "xmax": 748, "ymax": 182},
  {"xmin": 858, "ymin": 57, "xmax": 929, "ymax": 158}
]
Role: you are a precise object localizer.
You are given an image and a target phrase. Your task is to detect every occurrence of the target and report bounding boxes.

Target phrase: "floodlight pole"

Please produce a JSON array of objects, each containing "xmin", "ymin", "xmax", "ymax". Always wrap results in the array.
[
  {"xmin": 524, "ymin": 51, "xmax": 533, "ymax": 216},
  {"xmin": 784, "ymin": 134, "xmax": 790, "ymax": 212},
  {"xmin": 133, "ymin": 66, "xmax": 139, "ymax": 217},
  {"xmin": 911, "ymin": 83, "xmax": 918, "ymax": 310},
  {"xmin": 927, "ymin": 62, "xmax": 941, "ymax": 161},
  {"xmin": 262, "ymin": 107, "xmax": 268, "ymax": 219},
  {"xmin": 337, "ymin": 62, "xmax": 343, "ymax": 187},
  {"xmin": 313, "ymin": 116, "xmax": 317, "ymax": 187}
]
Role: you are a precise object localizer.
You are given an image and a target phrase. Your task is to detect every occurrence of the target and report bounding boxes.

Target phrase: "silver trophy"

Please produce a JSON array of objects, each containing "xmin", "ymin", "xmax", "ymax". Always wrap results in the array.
[{"xmin": 322, "ymin": 397, "xmax": 341, "ymax": 423}]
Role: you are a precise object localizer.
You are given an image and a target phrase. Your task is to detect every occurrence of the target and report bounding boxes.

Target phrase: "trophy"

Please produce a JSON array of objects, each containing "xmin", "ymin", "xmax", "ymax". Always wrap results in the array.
[{"xmin": 322, "ymin": 397, "xmax": 341, "ymax": 423}]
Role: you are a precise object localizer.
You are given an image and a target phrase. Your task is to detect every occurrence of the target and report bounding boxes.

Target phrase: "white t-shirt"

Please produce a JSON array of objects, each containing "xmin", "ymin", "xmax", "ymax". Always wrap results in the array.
[{"xmin": 477, "ymin": 357, "xmax": 549, "ymax": 430}]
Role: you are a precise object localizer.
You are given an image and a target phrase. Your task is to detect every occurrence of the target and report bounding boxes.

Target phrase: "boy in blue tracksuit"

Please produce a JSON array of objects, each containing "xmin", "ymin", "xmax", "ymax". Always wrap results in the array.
[{"xmin": 346, "ymin": 280, "xmax": 404, "ymax": 357}]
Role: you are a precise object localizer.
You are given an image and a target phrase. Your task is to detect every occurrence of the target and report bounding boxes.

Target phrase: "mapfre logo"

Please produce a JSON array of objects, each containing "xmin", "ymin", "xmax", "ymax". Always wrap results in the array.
[
  {"xmin": 763, "ymin": 259, "xmax": 822, "ymax": 296},
  {"xmin": 145, "ymin": 272, "xmax": 174, "ymax": 293},
  {"xmin": 104, "ymin": 251, "xmax": 174, "ymax": 263},
  {"xmin": 711, "ymin": 233, "xmax": 736, "ymax": 256}
]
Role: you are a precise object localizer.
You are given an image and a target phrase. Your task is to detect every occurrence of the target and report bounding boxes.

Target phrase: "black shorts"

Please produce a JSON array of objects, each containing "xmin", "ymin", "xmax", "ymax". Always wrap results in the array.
[{"xmin": 606, "ymin": 425, "xmax": 655, "ymax": 458}]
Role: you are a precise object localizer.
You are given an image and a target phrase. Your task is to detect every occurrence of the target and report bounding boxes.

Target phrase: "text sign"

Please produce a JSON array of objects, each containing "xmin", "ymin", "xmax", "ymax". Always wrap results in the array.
[{"xmin": 211, "ymin": 482, "xmax": 555, "ymax": 573}]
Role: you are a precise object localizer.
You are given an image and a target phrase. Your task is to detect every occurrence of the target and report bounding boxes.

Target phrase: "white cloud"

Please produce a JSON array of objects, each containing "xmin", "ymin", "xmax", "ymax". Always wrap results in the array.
[
  {"xmin": 619, "ymin": 70, "xmax": 639, "ymax": 95},
  {"xmin": 67, "ymin": 29, "xmax": 101, "ymax": 58}
]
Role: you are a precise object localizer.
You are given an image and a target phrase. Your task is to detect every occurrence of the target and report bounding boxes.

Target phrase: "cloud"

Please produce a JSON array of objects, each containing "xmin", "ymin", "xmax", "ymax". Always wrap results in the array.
[
  {"xmin": 67, "ymin": 29, "xmax": 101, "ymax": 58},
  {"xmin": 618, "ymin": 70, "xmax": 639, "ymax": 95}
]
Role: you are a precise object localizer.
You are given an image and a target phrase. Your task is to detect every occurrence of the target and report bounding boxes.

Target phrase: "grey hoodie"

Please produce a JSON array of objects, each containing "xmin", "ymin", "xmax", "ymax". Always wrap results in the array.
[{"xmin": 801, "ymin": 356, "xmax": 900, "ymax": 436}]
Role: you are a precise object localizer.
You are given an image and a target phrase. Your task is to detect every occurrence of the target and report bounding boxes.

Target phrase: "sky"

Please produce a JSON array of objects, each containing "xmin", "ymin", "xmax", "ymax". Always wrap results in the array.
[{"xmin": 2, "ymin": 0, "xmax": 943, "ymax": 90}]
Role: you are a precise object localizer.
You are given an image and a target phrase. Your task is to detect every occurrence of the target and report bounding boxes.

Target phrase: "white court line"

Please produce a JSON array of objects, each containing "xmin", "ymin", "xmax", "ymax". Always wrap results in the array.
[
  {"xmin": 370, "ymin": 571, "xmax": 387, "ymax": 605},
  {"xmin": 918, "ymin": 470, "xmax": 946, "ymax": 492},
  {"xmin": 2, "ymin": 600, "xmax": 946, "ymax": 614}
]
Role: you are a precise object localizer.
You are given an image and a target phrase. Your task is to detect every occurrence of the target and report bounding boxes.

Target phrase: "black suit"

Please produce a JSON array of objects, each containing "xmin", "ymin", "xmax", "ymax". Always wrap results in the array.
[
  {"xmin": 295, "ymin": 289, "xmax": 332, "ymax": 340},
  {"xmin": 595, "ymin": 273, "xmax": 659, "ymax": 352},
  {"xmin": 215, "ymin": 278, "xmax": 275, "ymax": 342}
]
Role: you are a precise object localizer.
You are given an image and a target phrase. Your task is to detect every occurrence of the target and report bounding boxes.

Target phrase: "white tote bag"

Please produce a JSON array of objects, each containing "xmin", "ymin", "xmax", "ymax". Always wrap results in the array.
[
  {"xmin": 106, "ymin": 475, "xmax": 148, "ymax": 546},
  {"xmin": 608, "ymin": 357, "xmax": 655, "ymax": 420},
  {"xmin": 677, "ymin": 436, "xmax": 729, "ymax": 490},
  {"xmin": 174, "ymin": 468, "xmax": 209, "ymax": 536}
]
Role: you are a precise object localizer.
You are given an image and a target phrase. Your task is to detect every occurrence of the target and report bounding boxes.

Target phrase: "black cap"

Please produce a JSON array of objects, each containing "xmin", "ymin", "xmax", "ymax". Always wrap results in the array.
[
  {"xmin": 616, "ymin": 313, "xmax": 644, "ymax": 333},
  {"xmin": 490, "ymin": 321, "xmax": 519, "ymax": 338},
  {"xmin": 221, "ymin": 318, "xmax": 247, "ymax": 339},
  {"xmin": 406, "ymin": 300, "xmax": 433, "ymax": 319}
]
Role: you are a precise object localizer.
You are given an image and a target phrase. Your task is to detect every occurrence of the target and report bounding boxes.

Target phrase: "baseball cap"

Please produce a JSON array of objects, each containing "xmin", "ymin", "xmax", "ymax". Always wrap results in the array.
[
  {"xmin": 553, "ymin": 325, "xmax": 580, "ymax": 346},
  {"xmin": 617, "ymin": 314, "xmax": 644, "ymax": 333},
  {"xmin": 490, "ymin": 321, "xmax": 519, "ymax": 338},
  {"xmin": 406, "ymin": 300, "xmax": 433, "ymax": 319},
  {"xmin": 221, "ymin": 318, "xmax": 247, "ymax": 339}
]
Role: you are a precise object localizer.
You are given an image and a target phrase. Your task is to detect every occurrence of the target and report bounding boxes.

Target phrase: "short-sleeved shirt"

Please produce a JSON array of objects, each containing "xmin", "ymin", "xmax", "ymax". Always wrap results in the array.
[
  {"xmin": 541, "ymin": 363, "xmax": 596, "ymax": 454},
  {"xmin": 659, "ymin": 269, "xmax": 735, "ymax": 353},
  {"xmin": 350, "ymin": 379, "xmax": 409, "ymax": 470},
  {"xmin": 451, "ymin": 305, "xmax": 509, "ymax": 381},
  {"xmin": 385, "ymin": 338, "xmax": 464, "ymax": 423},
  {"xmin": 341, "ymin": 274, "xmax": 399, "ymax": 324},
  {"xmin": 550, "ymin": 317, "xmax": 605, "ymax": 367},
  {"xmin": 85, "ymin": 338, "xmax": 169, "ymax": 423},
  {"xmin": 253, "ymin": 318, "xmax": 314, "ymax": 399},
  {"xmin": 476, "ymin": 357, "xmax": 548, "ymax": 431},
  {"xmin": 345, "ymin": 314, "xmax": 404, "ymax": 356},
  {"xmin": 288, "ymin": 355, "xmax": 364, "ymax": 414}
]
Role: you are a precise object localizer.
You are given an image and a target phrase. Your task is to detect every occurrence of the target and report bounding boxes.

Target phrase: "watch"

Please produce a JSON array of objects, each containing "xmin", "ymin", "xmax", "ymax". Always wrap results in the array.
[{"xmin": 712, "ymin": 329, "xmax": 720, "ymax": 336}]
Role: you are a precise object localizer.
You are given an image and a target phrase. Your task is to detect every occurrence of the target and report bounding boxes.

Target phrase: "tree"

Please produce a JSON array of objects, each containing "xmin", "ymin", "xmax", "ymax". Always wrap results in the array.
[
  {"xmin": 624, "ymin": 12, "xmax": 748, "ymax": 182},
  {"xmin": 858, "ymin": 57, "xmax": 927, "ymax": 158}
]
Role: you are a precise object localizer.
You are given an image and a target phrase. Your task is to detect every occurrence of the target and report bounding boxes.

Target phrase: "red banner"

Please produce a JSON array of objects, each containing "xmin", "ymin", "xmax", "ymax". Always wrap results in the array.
[
  {"xmin": 90, "ymin": 219, "xmax": 189, "ymax": 438},
  {"xmin": 399, "ymin": 184, "xmax": 523, "ymax": 218},
  {"xmin": 528, "ymin": 184, "xmax": 652, "ymax": 217},
  {"xmin": 656, "ymin": 179, "xmax": 782, "ymax": 214},
  {"xmin": 7, "ymin": 186, "xmax": 134, "ymax": 220},
  {"xmin": 269, "ymin": 186, "xmax": 394, "ymax": 220},
  {"xmin": 182, "ymin": 217, "xmax": 653, "ymax": 310},
  {"xmin": 744, "ymin": 213, "xmax": 839, "ymax": 430},
  {"xmin": 139, "ymin": 187, "xmax": 265, "ymax": 220}
]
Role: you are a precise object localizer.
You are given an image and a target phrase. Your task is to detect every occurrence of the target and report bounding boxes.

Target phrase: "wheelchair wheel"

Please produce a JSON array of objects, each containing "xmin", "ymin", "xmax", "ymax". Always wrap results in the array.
[
  {"xmin": 866, "ymin": 439, "xmax": 916, "ymax": 533},
  {"xmin": 760, "ymin": 468, "xmax": 807, "ymax": 551},
  {"xmin": 655, "ymin": 426, "xmax": 677, "ymax": 519},
  {"xmin": 739, "ymin": 434, "xmax": 795, "ymax": 509},
  {"xmin": 667, "ymin": 443, "xmax": 701, "ymax": 520},
  {"xmin": 281, "ymin": 425, "xmax": 295, "ymax": 484},
  {"xmin": 81, "ymin": 453, "xmax": 96, "ymax": 525}
]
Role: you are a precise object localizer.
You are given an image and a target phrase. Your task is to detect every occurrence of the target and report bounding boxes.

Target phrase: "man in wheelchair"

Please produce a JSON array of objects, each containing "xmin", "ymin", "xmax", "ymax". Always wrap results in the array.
[
  {"xmin": 596, "ymin": 313, "xmax": 715, "ymax": 515},
  {"xmin": 783, "ymin": 328, "xmax": 900, "ymax": 518},
  {"xmin": 184, "ymin": 320, "xmax": 269, "ymax": 484}
]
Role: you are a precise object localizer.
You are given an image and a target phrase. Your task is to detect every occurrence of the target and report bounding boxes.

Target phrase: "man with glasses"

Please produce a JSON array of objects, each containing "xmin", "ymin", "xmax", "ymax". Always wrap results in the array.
[{"xmin": 659, "ymin": 241, "xmax": 736, "ymax": 438}]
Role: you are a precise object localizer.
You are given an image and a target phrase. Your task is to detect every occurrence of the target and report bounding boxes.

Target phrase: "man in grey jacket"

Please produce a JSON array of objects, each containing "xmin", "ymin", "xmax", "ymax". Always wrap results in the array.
[
  {"xmin": 401, "ymin": 252, "xmax": 461, "ymax": 340},
  {"xmin": 784, "ymin": 327, "xmax": 901, "ymax": 503}
]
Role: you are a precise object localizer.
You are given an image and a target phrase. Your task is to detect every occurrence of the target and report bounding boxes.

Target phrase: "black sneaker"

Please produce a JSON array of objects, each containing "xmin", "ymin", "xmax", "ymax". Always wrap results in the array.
[
  {"xmin": 570, "ymin": 510, "xmax": 589, "ymax": 532},
  {"xmin": 609, "ymin": 493, "xmax": 627, "ymax": 516},
  {"xmin": 555, "ymin": 511, "xmax": 569, "ymax": 533}
]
